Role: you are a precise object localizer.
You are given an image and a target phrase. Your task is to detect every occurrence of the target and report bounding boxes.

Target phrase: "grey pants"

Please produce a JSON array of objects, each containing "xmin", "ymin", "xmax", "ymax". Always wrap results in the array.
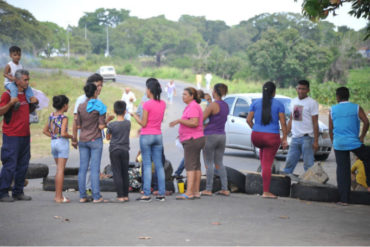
[{"xmin": 203, "ymin": 134, "xmax": 228, "ymax": 191}]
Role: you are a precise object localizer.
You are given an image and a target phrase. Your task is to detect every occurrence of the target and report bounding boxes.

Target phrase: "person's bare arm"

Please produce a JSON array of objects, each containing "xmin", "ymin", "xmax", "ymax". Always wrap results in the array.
[
  {"xmin": 358, "ymin": 106, "xmax": 369, "ymax": 143},
  {"xmin": 131, "ymin": 109, "xmax": 148, "ymax": 127},
  {"xmin": 3, "ymin": 64, "xmax": 14, "ymax": 82},
  {"xmin": 246, "ymin": 111, "xmax": 254, "ymax": 129},
  {"xmin": 60, "ymin": 117, "xmax": 73, "ymax": 139},
  {"xmin": 203, "ymin": 102, "xmax": 218, "ymax": 121},
  {"xmin": 312, "ymin": 115, "xmax": 319, "ymax": 152},
  {"xmin": 169, "ymin": 117, "xmax": 199, "ymax": 128},
  {"xmin": 329, "ymin": 111, "xmax": 334, "ymax": 143},
  {"xmin": 72, "ymin": 114, "xmax": 78, "ymax": 148},
  {"xmin": 106, "ymin": 133, "xmax": 111, "ymax": 141},
  {"xmin": 42, "ymin": 121, "xmax": 51, "ymax": 138},
  {"xmin": 287, "ymin": 113, "xmax": 292, "ymax": 134}
]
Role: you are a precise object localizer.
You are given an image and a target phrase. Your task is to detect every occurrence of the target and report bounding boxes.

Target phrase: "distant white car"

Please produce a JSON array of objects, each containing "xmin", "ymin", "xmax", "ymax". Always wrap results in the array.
[
  {"xmin": 97, "ymin": 66, "xmax": 116, "ymax": 82},
  {"xmin": 224, "ymin": 93, "xmax": 332, "ymax": 161}
]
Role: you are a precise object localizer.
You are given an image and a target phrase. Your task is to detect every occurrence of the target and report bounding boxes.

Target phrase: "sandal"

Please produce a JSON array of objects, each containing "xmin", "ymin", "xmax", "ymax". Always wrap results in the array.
[
  {"xmin": 216, "ymin": 190, "xmax": 230, "ymax": 196},
  {"xmin": 93, "ymin": 197, "xmax": 109, "ymax": 203},
  {"xmin": 110, "ymin": 198, "xmax": 126, "ymax": 203},
  {"xmin": 176, "ymin": 193, "xmax": 194, "ymax": 200},
  {"xmin": 55, "ymin": 196, "xmax": 70, "ymax": 203},
  {"xmin": 79, "ymin": 198, "xmax": 89, "ymax": 203},
  {"xmin": 193, "ymin": 193, "xmax": 201, "ymax": 199},
  {"xmin": 200, "ymin": 190, "xmax": 213, "ymax": 196},
  {"xmin": 262, "ymin": 192, "xmax": 277, "ymax": 199}
]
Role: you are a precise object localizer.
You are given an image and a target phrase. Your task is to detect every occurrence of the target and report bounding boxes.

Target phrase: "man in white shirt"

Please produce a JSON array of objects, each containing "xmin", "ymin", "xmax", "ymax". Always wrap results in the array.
[
  {"xmin": 283, "ymin": 80, "xmax": 319, "ymax": 175},
  {"xmin": 205, "ymin": 73, "xmax": 212, "ymax": 91},
  {"xmin": 121, "ymin": 87, "xmax": 136, "ymax": 120}
]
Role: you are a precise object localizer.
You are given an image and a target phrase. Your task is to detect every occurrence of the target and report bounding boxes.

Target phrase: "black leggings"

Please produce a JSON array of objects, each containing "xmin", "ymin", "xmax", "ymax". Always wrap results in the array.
[
  {"xmin": 109, "ymin": 150, "xmax": 129, "ymax": 197},
  {"xmin": 334, "ymin": 145, "xmax": 370, "ymax": 203}
]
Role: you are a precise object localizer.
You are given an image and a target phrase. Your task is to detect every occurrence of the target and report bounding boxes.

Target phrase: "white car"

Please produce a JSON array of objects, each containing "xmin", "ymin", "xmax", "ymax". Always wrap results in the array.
[
  {"xmin": 224, "ymin": 93, "xmax": 332, "ymax": 161},
  {"xmin": 97, "ymin": 66, "xmax": 116, "ymax": 82}
]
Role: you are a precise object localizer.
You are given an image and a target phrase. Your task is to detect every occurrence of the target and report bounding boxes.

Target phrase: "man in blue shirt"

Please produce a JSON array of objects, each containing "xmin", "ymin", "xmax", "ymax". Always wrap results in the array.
[{"xmin": 329, "ymin": 87, "xmax": 369, "ymax": 205}]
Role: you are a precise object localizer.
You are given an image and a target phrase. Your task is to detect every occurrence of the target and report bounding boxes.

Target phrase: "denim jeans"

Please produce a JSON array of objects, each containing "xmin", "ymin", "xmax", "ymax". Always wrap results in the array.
[
  {"xmin": 78, "ymin": 138, "xmax": 103, "ymax": 200},
  {"xmin": 174, "ymin": 158, "xmax": 185, "ymax": 176},
  {"xmin": 283, "ymin": 136, "xmax": 314, "ymax": 174},
  {"xmin": 140, "ymin": 134, "xmax": 165, "ymax": 196},
  {"xmin": 5, "ymin": 83, "xmax": 33, "ymax": 103},
  {"xmin": 0, "ymin": 134, "xmax": 30, "ymax": 198}
]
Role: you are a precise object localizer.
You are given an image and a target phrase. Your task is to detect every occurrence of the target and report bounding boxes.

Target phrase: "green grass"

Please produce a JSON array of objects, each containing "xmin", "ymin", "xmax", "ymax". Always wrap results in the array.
[{"xmin": 0, "ymin": 71, "xmax": 142, "ymax": 158}]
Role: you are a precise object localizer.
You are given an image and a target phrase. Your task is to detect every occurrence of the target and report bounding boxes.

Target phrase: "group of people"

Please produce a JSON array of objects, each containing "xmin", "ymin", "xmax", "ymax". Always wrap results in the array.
[{"xmin": 0, "ymin": 45, "xmax": 368, "ymax": 206}]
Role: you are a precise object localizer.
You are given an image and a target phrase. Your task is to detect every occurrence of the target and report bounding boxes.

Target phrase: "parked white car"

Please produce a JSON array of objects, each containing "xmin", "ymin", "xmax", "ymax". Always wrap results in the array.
[
  {"xmin": 97, "ymin": 66, "xmax": 116, "ymax": 82},
  {"xmin": 224, "ymin": 93, "xmax": 332, "ymax": 161}
]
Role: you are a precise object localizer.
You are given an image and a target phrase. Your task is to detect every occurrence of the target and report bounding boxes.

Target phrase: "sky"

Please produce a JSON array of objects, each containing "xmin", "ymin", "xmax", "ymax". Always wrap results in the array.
[{"xmin": 5, "ymin": 0, "xmax": 369, "ymax": 30}]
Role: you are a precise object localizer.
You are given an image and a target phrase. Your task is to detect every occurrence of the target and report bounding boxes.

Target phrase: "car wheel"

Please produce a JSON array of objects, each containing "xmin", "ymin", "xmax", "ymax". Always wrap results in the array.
[
  {"xmin": 112, "ymin": 78, "xmax": 116, "ymax": 82},
  {"xmin": 226, "ymin": 166, "xmax": 246, "ymax": 192},
  {"xmin": 25, "ymin": 163, "xmax": 49, "ymax": 179},
  {"xmin": 290, "ymin": 182, "xmax": 339, "ymax": 202},
  {"xmin": 245, "ymin": 172, "xmax": 291, "ymax": 197},
  {"xmin": 314, "ymin": 153, "xmax": 330, "ymax": 161}
]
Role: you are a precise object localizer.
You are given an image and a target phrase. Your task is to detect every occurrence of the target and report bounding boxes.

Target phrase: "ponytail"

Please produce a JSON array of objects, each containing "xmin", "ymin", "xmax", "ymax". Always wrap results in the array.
[
  {"xmin": 146, "ymin": 78, "xmax": 162, "ymax": 101},
  {"xmin": 261, "ymin": 81, "xmax": 276, "ymax": 125}
]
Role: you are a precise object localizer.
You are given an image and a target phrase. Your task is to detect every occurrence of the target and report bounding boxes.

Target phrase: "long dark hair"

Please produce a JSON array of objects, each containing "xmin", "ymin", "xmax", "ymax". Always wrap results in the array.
[
  {"xmin": 146, "ymin": 78, "xmax": 162, "ymax": 101},
  {"xmin": 184, "ymin": 87, "xmax": 201, "ymax": 103},
  {"xmin": 214, "ymin": 83, "xmax": 228, "ymax": 98},
  {"xmin": 262, "ymin": 81, "xmax": 276, "ymax": 125}
]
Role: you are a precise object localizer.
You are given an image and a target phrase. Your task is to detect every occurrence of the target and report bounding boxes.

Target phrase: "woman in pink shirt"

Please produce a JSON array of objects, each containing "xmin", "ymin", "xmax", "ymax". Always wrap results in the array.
[
  {"xmin": 131, "ymin": 78, "xmax": 166, "ymax": 202},
  {"xmin": 170, "ymin": 87, "xmax": 205, "ymax": 200}
]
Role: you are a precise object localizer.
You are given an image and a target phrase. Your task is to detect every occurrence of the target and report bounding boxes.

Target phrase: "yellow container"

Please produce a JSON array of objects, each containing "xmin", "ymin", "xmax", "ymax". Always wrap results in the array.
[{"xmin": 177, "ymin": 180, "xmax": 185, "ymax": 194}]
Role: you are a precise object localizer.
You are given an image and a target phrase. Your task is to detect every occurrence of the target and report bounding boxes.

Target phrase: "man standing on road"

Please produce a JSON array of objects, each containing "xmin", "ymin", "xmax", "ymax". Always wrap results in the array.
[
  {"xmin": 282, "ymin": 80, "xmax": 319, "ymax": 176},
  {"xmin": 0, "ymin": 69, "xmax": 36, "ymax": 202},
  {"xmin": 329, "ymin": 87, "xmax": 369, "ymax": 205},
  {"xmin": 121, "ymin": 87, "xmax": 136, "ymax": 120}
]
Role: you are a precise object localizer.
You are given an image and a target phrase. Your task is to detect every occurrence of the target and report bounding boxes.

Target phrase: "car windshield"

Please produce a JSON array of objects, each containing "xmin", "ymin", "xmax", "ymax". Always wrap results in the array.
[
  {"xmin": 101, "ymin": 67, "xmax": 114, "ymax": 72},
  {"xmin": 252, "ymin": 98, "xmax": 292, "ymax": 119}
]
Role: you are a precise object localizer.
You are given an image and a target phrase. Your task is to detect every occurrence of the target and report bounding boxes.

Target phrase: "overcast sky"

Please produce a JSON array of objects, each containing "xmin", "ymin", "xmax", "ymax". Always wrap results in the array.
[{"xmin": 6, "ymin": 0, "xmax": 369, "ymax": 30}]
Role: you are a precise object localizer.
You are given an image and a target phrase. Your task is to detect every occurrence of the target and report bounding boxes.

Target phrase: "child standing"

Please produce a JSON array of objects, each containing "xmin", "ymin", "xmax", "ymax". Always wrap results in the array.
[
  {"xmin": 106, "ymin": 101, "xmax": 131, "ymax": 202},
  {"xmin": 3, "ymin": 46, "xmax": 37, "ymax": 109},
  {"xmin": 42, "ymin": 95, "xmax": 73, "ymax": 203}
]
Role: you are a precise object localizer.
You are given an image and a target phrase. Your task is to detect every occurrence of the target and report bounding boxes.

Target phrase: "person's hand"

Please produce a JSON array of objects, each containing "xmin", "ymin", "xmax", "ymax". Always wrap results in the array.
[
  {"xmin": 130, "ymin": 98, "xmax": 134, "ymax": 102},
  {"xmin": 281, "ymin": 139, "xmax": 288, "ymax": 149},
  {"xmin": 106, "ymin": 115, "xmax": 115, "ymax": 123},
  {"xmin": 169, "ymin": 120, "xmax": 179, "ymax": 127},
  {"xmin": 10, "ymin": 97, "xmax": 19, "ymax": 105},
  {"xmin": 71, "ymin": 139, "xmax": 78, "ymax": 149},
  {"xmin": 360, "ymin": 136, "xmax": 365, "ymax": 143},
  {"xmin": 313, "ymin": 141, "xmax": 319, "ymax": 152}
]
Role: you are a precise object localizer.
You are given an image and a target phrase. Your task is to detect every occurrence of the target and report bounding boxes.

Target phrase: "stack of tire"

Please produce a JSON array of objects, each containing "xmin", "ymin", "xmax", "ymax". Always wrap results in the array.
[
  {"xmin": 42, "ymin": 161, "xmax": 176, "ymax": 193},
  {"xmin": 25, "ymin": 163, "xmax": 49, "ymax": 179}
]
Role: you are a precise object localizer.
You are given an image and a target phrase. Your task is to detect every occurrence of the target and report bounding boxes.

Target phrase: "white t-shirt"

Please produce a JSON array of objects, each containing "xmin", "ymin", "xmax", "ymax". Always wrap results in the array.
[
  {"xmin": 74, "ymin": 95, "xmax": 87, "ymax": 114},
  {"xmin": 290, "ymin": 96, "xmax": 319, "ymax": 138},
  {"xmin": 121, "ymin": 91, "xmax": 136, "ymax": 113},
  {"xmin": 4, "ymin": 61, "xmax": 23, "ymax": 86}
]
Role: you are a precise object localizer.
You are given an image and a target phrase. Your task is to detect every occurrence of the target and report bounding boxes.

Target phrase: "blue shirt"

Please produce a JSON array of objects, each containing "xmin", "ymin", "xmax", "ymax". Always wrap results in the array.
[
  {"xmin": 250, "ymin": 98, "xmax": 285, "ymax": 134},
  {"xmin": 331, "ymin": 102, "xmax": 362, "ymax": 151}
]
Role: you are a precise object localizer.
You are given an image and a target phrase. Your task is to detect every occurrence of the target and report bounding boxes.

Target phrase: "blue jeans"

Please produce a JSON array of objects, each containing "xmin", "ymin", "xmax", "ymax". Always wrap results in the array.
[
  {"xmin": 283, "ymin": 136, "xmax": 314, "ymax": 174},
  {"xmin": 78, "ymin": 138, "xmax": 103, "ymax": 200},
  {"xmin": 140, "ymin": 134, "xmax": 165, "ymax": 196},
  {"xmin": 174, "ymin": 158, "xmax": 185, "ymax": 176},
  {"xmin": 0, "ymin": 134, "xmax": 30, "ymax": 198},
  {"xmin": 5, "ymin": 83, "xmax": 34, "ymax": 103}
]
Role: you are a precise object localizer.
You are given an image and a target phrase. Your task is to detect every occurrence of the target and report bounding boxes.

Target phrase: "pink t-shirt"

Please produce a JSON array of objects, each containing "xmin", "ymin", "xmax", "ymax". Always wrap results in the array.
[
  {"xmin": 179, "ymin": 100, "xmax": 204, "ymax": 142},
  {"xmin": 140, "ymin": 99, "xmax": 166, "ymax": 135}
]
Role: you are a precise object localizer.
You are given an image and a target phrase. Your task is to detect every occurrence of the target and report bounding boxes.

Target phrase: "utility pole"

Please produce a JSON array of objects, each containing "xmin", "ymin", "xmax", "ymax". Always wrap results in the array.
[
  {"xmin": 105, "ymin": 24, "xmax": 110, "ymax": 57},
  {"xmin": 67, "ymin": 28, "xmax": 70, "ymax": 60},
  {"xmin": 85, "ymin": 24, "xmax": 87, "ymax": 40}
]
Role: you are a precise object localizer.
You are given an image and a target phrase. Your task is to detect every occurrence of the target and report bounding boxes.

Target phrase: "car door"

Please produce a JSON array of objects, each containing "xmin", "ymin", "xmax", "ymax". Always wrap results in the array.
[
  {"xmin": 224, "ymin": 97, "xmax": 236, "ymax": 146},
  {"xmin": 226, "ymin": 97, "xmax": 253, "ymax": 150}
]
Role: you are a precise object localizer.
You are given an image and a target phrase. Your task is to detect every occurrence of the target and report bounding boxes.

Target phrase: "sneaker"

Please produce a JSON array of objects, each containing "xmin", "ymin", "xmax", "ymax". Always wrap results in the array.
[
  {"xmin": 156, "ymin": 196, "xmax": 166, "ymax": 202},
  {"xmin": 136, "ymin": 196, "xmax": 152, "ymax": 202},
  {"xmin": 0, "ymin": 196, "xmax": 14, "ymax": 202},
  {"xmin": 12, "ymin": 194, "xmax": 32, "ymax": 201}
]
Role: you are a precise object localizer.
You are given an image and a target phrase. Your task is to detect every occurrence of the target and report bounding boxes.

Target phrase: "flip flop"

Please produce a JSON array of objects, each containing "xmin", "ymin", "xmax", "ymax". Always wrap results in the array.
[
  {"xmin": 176, "ymin": 194, "xmax": 194, "ymax": 200},
  {"xmin": 79, "ymin": 198, "xmax": 89, "ymax": 203},
  {"xmin": 215, "ymin": 191, "xmax": 230, "ymax": 196},
  {"xmin": 110, "ymin": 198, "xmax": 127, "ymax": 203},
  {"xmin": 93, "ymin": 198, "xmax": 109, "ymax": 203},
  {"xmin": 56, "ymin": 196, "xmax": 70, "ymax": 203},
  {"xmin": 193, "ymin": 193, "xmax": 201, "ymax": 199},
  {"xmin": 261, "ymin": 194, "xmax": 278, "ymax": 199},
  {"xmin": 200, "ymin": 191, "xmax": 213, "ymax": 196}
]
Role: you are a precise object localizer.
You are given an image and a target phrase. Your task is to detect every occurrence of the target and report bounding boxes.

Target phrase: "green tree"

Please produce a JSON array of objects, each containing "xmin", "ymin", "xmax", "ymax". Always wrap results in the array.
[{"xmin": 39, "ymin": 22, "xmax": 66, "ymax": 57}]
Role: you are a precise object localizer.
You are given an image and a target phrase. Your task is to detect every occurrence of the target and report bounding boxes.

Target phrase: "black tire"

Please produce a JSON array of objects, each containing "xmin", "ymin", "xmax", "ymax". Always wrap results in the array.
[
  {"xmin": 165, "ymin": 180, "xmax": 175, "ymax": 192},
  {"xmin": 225, "ymin": 166, "xmax": 246, "ymax": 193},
  {"xmin": 350, "ymin": 191, "xmax": 370, "ymax": 205},
  {"xmin": 25, "ymin": 163, "xmax": 49, "ymax": 179},
  {"xmin": 314, "ymin": 153, "xmax": 330, "ymax": 161},
  {"xmin": 64, "ymin": 167, "xmax": 79, "ymax": 176},
  {"xmin": 245, "ymin": 172, "xmax": 291, "ymax": 197},
  {"xmin": 290, "ymin": 182, "xmax": 339, "ymax": 202},
  {"xmin": 112, "ymin": 78, "xmax": 116, "ymax": 82},
  {"xmin": 100, "ymin": 178, "xmax": 116, "ymax": 192},
  {"xmin": 42, "ymin": 175, "xmax": 78, "ymax": 191},
  {"xmin": 199, "ymin": 176, "xmax": 222, "ymax": 192},
  {"xmin": 164, "ymin": 160, "xmax": 173, "ymax": 181}
]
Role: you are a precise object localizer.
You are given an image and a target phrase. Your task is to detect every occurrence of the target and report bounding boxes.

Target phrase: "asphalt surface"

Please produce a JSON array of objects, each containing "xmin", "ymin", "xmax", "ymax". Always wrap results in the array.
[{"xmin": 0, "ymin": 69, "xmax": 369, "ymax": 246}]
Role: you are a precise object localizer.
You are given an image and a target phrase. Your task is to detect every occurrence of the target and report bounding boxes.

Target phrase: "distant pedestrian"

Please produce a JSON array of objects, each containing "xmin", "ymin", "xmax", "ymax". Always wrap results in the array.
[
  {"xmin": 0, "ymin": 69, "xmax": 35, "ymax": 202},
  {"xmin": 282, "ymin": 80, "xmax": 319, "ymax": 175},
  {"xmin": 106, "ymin": 101, "xmax": 131, "ymax": 202},
  {"xmin": 201, "ymin": 83, "xmax": 230, "ymax": 197},
  {"xmin": 329, "ymin": 87, "xmax": 369, "ymax": 205},
  {"xmin": 205, "ymin": 73, "xmax": 212, "ymax": 91},
  {"xmin": 165, "ymin": 80, "xmax": 176, "ymax": 104},
  {"xmin": 247, "ymin": 81, "xmax": 288, "ymax": 199},
  {"xmin": 131, "ymin": 78, "xmax": 167, "ymax": 202},
  {"xmin": 42, "ymin": 95, "xmax": 73, "ymax": 203},
  {"xmin": 121, "ymin": 87, "xmax": 136, "ymax": 120},
  {"xmin": 170, "ymin": 87, "xmax": 205, "ymax": 200},
  {"xmin": 196, "ymin": 74, "xmax": 202, "ymax": 89},
  {"xmin": 76, "ymin": 83, "xmax": 112, "ymax": 203}
]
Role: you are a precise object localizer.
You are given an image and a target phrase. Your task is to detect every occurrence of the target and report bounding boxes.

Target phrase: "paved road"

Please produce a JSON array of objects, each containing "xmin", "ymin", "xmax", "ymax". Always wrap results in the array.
[{"xmin": 1, "ymin": 69, "xmax": 368, "ymax": 246}]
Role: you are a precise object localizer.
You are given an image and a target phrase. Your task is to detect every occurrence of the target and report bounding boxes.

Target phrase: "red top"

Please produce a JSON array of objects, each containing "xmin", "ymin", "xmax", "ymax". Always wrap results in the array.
[{"xmin": 0, "ymin": 91, "xmax": 30, "ymax": 136}]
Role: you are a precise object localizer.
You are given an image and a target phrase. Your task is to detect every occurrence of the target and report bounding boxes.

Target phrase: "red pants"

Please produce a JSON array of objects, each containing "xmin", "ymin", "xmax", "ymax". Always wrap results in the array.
[{"xmin": 251, "ymin": 131, "xmax": 281, "ymax": 192}]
